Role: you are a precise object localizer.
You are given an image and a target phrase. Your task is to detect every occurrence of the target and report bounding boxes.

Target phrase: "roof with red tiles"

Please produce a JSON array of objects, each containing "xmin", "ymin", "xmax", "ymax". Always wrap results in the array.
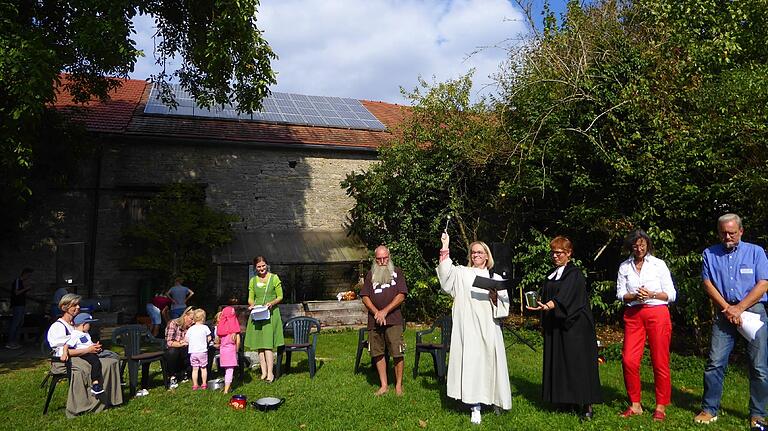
[
  {"xmin": 52, "ymin": 77, "xmax": 147, "ymax": 133},
  {"xmin": 52, "ymin": 77, "xmax": 410, "ymax": 150}
]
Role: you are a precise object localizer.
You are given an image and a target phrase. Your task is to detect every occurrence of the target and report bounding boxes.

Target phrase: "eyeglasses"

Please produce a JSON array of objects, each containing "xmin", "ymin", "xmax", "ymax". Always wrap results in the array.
[{"xmin": 551, "ymin": 250, "xmax": 566, "ymax": 256}]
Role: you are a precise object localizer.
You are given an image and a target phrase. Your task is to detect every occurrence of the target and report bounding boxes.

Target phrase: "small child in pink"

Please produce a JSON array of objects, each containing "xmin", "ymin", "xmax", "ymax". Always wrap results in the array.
[
  {"xmin": 185, "ymin": 309, "xmax": 211, "ymax": 390},
  {"xmin": 217, "ymin": 306, "xmax": 241, "ymax": 393}
]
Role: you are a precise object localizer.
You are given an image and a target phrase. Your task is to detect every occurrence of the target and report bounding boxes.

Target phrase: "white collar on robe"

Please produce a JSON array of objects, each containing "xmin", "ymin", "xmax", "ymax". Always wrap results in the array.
[{"xmin": 548, "ymin": 265, "xmax": 566, "ymax": 280}]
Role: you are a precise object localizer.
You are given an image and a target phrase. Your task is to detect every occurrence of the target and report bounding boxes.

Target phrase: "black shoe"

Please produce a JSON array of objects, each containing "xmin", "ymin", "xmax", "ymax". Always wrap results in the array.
[
  {"xmin": 580, "ymin": 405, "xmax": 594, "ymax": 421},
  {"xmin": 90, "ymin": 382, "xmax": 105, "ymax": 395}
]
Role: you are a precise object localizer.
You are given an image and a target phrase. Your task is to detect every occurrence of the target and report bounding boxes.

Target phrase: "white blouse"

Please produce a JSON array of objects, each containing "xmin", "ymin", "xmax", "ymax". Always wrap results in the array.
[
  {"xmin": 47, "ymin": 318, "xmax": 75, "ymax": 357},
  {"xmin": 616, "ymin": 254, "xmax": 677, "ymax": 306}
]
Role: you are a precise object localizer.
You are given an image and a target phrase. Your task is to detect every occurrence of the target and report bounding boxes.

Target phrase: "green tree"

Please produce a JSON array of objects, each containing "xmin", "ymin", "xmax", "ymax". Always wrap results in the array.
[
  {"xmin": 344, "ymin": 0, "xmax": 768, "ymax": 337},
  {"xmin": 1, "ymin": 0, "xmax": 275, "ymax": 241},
  {"xmin": 122, "ymin": 183, "xmax": 236, "ymax": 288},
  {"xmin": 343, "ymin": 73, "xmax": 513, "ymax": 320},
  {"xmin": 494, "ymin": 0, "xmax": 768, "ymax": 331}
]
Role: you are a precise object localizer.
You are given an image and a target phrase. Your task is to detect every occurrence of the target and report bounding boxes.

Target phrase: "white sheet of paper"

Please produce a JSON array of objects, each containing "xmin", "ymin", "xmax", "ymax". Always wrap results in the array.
[
  {"xmin": 738, "ymin": 310, "xmax": 765, "ymax": 341},
  {"xmin": 250, "ymin": 305, "xmax": 270, "ymax": 321}
]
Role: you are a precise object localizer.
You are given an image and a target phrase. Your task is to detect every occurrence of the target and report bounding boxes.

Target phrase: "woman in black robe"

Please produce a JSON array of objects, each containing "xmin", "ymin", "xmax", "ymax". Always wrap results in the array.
[{"xmin": 527, "ymin": 235, "xmax": 602, "ymax": 419}]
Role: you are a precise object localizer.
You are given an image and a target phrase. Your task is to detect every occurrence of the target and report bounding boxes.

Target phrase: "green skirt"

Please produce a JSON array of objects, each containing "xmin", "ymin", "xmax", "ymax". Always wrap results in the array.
[{"xmin": 244, "ymin": 307, "xmax": 284, "ymax": 351}]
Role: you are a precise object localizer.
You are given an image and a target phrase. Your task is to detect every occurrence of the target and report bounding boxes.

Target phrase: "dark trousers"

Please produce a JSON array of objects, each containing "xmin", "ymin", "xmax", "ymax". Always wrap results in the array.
[
  {"xmin": 7, "ymin": 305, "xmax": 25, "ymax": 344},
  {"xmin": 80, "ymin": 352, "xmax": 103, "ymax": 383},
  {"xmin": 165, "ymin": 346, "xmax": 190, "ymax": 380}
]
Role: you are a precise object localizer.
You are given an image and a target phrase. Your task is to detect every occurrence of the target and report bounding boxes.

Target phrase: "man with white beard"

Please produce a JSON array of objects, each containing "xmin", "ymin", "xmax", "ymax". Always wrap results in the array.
[{"xmin": 359, "ymin": 245, "xmax": 408, "ymax": 396}]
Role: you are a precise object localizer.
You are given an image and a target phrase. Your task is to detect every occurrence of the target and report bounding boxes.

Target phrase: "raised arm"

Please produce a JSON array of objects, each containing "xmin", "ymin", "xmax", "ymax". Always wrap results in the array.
[
  {"xmin": 436, "ymin": 232, "xmax": 459, "ymax": 297},
  {"xmin": 439, "ymin": 232, "xmax": 450, "ymax": 262}
]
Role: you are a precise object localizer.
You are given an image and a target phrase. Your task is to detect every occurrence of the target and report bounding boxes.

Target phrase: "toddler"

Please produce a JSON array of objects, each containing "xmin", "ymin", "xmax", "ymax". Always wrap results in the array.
[
  {"xmin": 62, "ymin": 312, "xmax": 104, "ymax": 395},
  {"xmin": 185, "ymin": 309, "xmax": 211, "ymax": 390},
  {"xmin": 217, "ymin": 306, "xmax": 241, "ymax": 393}
]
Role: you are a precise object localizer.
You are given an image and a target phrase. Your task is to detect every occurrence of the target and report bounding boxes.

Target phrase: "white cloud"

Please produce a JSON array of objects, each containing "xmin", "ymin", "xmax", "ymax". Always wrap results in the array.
[{"xmin": 130, "ymin": 0, "xmax": 528, "ymax": 104}]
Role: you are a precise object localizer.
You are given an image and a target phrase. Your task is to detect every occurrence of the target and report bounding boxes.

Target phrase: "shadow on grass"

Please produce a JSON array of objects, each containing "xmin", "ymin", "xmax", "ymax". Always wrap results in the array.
[
  {"xmin": 510, "ymin": 367, "xmax": 626, "ymax": 412},
  {"xmin": 412, "ymin": 360, "xmax": 462, "ymax": 413},
  {"xmin": 278, "ymin": 357, "xmax": 324, "ymax": 379},
  {"xmin": 0, "ymin": 349, "xmax": 48, "ymax": 375},
  {"xmin": 356, "ymin": 356, "xmax": 410, "ymax": 391}
]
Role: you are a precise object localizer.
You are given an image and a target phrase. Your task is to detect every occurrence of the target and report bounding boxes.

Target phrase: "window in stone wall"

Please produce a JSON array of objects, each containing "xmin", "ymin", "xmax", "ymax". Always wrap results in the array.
[{"xmin": 124, "ymin": 196, "xmax": 151, "ymax": 224}]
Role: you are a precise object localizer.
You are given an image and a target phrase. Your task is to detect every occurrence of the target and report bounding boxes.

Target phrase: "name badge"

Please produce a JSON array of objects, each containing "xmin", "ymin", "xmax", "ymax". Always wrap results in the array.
[{"xmin": 741, "ymin": 268, "xmax": 754, "ymax": 274}]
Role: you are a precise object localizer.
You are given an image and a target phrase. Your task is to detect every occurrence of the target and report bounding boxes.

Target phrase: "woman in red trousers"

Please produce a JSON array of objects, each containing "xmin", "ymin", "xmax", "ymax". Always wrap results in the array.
[{"xmin": 616, "ymin": 229, "xmax": 676, "ymax": 421}]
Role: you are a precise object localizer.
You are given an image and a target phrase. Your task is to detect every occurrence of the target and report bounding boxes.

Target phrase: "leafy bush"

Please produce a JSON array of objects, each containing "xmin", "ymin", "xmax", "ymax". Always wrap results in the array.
[
  {"xmin": 403, "ymin": 276, "xmax": 453, "ymax": 323},
  {"xmin": 343, "ymin": 0, "xmax": 768, "ymax": 337}
]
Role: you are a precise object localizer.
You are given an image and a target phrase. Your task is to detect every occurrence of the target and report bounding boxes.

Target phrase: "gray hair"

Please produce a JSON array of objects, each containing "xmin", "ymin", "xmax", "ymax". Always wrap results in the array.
[{"xmin": 718, "ymin": 213, "xmax": 742, "ymax": 229}]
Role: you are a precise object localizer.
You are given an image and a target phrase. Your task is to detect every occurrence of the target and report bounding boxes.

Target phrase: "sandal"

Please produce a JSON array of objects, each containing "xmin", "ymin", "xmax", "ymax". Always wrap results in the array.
[
  {"xmin": 652, "ymin": 410, "xmax": 666, "ymax": 422},
  {"xmin": 620, "ymin": 407, "xmax": 642, "ymax": 417}
]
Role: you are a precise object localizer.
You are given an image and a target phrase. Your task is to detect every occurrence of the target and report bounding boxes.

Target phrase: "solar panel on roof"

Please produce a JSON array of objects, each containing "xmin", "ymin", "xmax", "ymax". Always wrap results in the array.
[
  {"xmin": 294, "ymin": 101, "xmax": 314, "ymax": 109},
  {"xmin": 299, "ymin": 107, "xmax": 319, "ymax": 116},
  {"xmin": 345, "ymin": 119, "xmax": 369, "ymax": 128},
  {"xmin": 144, "ymin": 103, "xmax": 169, "ymax": 114},
  {"xmin": 283, "ymin": 114, "xmax": 304, "ymax": 124},
  {"xmin": 356, "ymin": 111, "xmax": 378, "ymax": 121},
  {"xmin": 171, "ymin": 106, "xmax": 195, "ymax": 116},
  {"xmin": 325, "ymin": 117, "xmax": 348, "ymax": 127},
  {"xmin": 143, "ymin": 83, "xmax": 387, "ymax": 131},
  {"xmin": 304, "ymin": 115, "xmax": 326, "ymax": 125}
]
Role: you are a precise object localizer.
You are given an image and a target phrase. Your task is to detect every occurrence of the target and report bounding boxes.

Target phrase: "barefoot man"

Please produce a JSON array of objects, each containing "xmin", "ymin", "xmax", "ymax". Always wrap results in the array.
[{"xmin": 360, "ymin": 245, "xmax": 408, "ymax": 396}]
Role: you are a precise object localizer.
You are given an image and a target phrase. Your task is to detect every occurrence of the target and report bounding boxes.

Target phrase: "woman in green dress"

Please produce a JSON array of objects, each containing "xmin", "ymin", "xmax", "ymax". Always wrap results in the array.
[{"xmin": 245, "ymin": 255, "xmax": 284, "ymax": 382}]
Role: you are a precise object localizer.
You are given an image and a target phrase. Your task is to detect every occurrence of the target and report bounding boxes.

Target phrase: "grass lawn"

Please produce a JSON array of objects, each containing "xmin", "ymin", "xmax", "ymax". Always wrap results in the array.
[{"xmin": 0, "ymin": 325, "xmax": 759, "ymax": 430}]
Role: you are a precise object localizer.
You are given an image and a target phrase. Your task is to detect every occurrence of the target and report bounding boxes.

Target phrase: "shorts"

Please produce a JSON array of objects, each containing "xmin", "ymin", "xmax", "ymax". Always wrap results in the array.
[
  {"xmin": 170, "ymin": 307, "xmax": 185, "ymax": 319},
  {"xmin": 369, "ymin": 325, "xmax": 404, "ymax": 358},
  {"xmin": 146, "ymin": 304, "xmax": 161, "ymax": 325},
  {"xmin": 189, "ymin": 352, "xmax": 208, "ymax": 368}
]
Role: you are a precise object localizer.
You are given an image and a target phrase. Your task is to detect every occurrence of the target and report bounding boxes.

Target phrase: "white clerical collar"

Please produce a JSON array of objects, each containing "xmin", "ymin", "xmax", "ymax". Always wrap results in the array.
[{"xmin": 548, "ymin": 265, "xmax": 566, "ymax": 280}]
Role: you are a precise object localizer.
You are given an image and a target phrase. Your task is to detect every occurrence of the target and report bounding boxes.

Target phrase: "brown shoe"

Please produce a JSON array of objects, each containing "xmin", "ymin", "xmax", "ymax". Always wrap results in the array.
[{"xmin": 694, "ymin": 411, "xmax": 718, "ymax": 424}]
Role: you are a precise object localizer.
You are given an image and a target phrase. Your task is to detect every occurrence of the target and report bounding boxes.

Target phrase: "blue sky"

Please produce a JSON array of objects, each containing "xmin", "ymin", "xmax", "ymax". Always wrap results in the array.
[{"xmin": 130, "ymin": 1, "xmax": 576, "ymax": 104}]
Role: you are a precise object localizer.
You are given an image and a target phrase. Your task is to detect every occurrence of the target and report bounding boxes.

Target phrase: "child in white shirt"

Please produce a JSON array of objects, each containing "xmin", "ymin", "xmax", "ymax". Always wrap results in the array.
[
  {"xmin": 63, "ymin": 313, "xmax": 105, "ymax": 395},
  {"xmin": 185, "ymin": 309, "xmax": 211, "ymax": 390}
]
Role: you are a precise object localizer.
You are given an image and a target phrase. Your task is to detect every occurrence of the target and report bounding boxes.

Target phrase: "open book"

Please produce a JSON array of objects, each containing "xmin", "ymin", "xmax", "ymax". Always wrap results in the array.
[{"xmin": 472, "ymin": 276, "xmax": 511, "ymax": 292}]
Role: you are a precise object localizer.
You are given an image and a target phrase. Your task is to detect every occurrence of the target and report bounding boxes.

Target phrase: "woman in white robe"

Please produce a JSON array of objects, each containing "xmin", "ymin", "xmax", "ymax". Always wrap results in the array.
[{"xmin": 436, "ymin": 232, "xmax": 512, "ymax": 425}]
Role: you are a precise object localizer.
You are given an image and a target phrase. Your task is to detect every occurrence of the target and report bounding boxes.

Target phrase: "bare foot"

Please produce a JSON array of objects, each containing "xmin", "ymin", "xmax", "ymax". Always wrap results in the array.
[
  {"xmin": 374, "ymin": 387, "xmax": 388, "ymax": 396},
  {"xmin": 260, "ymin": 375, "xmax": 268, "ymax": 380},
  {"xmin": 395, "ymin": 386, "xmax": 404, "ymax": 396}
]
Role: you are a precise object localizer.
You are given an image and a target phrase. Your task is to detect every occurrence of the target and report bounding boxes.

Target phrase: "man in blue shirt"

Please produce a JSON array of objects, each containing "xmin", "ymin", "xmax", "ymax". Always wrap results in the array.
[{"xmin": 695, "ymin": 214, "xmax": 768, "ymax": 429}]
